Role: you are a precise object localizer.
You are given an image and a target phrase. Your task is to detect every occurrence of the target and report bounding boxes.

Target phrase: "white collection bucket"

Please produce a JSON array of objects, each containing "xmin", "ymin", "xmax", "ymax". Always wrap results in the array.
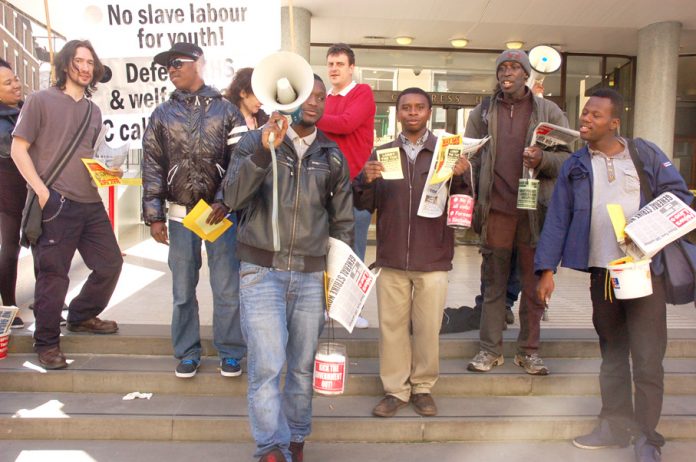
[
  {"xmin": 608, "ymin": 258, "xmax": 653, "ymax": 300},
  {"xmin": 517, "ymin": 178, "xmax": 540, "ymax": 210},
  {"xmin": 447, "ymin": 194, "xmax": 474, "ymax": 229},
  {"xmin": 313, "ymin": 342, "xmax": 347, "ymax": 395}
]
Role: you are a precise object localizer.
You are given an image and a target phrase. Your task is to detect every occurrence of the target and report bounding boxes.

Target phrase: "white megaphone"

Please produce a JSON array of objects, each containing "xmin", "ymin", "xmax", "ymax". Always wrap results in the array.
[
  {"xmin": 250, "ymin": 52, "xmax": 315, "ymax": 254},
  {"xmin": 526, "ymin": 45, "xmax": 562, "ymax": 97},
  {"xmin": 251, "ymin": 51, "xmax": 315, "ymax": 117}
]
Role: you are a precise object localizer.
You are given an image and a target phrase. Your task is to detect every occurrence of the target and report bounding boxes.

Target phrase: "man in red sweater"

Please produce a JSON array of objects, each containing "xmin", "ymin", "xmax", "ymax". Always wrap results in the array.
[{"xmin": 317, "ymin": 43, "xmax": 376, "ymax": 328}]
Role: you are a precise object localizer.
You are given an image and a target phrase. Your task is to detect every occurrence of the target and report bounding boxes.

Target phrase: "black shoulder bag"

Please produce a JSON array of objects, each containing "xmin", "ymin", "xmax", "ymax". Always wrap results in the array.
[
  {"xmin": 20, "ymin": 101, "xmax": 93, "ymax": 247},
  {"xmin": 627, "ymin": 138, "xmax": 696, "ymax": 306}
]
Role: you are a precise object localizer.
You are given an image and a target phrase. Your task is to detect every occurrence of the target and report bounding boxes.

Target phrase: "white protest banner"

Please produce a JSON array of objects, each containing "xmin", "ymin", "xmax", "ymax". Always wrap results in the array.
[{"xmin": 72, "ymin": 0, "xmax": 280, "ymax": 148}]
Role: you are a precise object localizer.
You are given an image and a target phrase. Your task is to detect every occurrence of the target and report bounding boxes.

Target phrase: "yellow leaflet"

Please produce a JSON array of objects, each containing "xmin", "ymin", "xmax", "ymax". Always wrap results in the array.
[
  {"xmin": 81, "ymin": 158, "xmax": 122, "ymax": 187},
  {"xmin": 182, "ymin": 199, "xmax": 233, "ymax": 243},
  {"xmin": 606, "ymin": 203, "xmax": 627, "ymax": 242}
]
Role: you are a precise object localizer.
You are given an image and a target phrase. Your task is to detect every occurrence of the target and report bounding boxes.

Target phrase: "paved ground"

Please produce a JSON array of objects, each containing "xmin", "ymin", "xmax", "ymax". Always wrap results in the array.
[
  {"xmin": 9, "ymin": 226, "xmax": 696, "ymax": 330},
  {"xmin": 1, "ymin": 440, "xmax": 696, "ymax": 462}
]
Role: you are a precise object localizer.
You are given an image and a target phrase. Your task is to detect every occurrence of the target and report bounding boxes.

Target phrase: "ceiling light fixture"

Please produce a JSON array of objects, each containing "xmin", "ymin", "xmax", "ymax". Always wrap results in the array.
[
  {"xmin": 450, "ymin": 38, "xmax": 468, "ymax": 48},
  {"xmin": 395, "ymin": 36, "xmax": 413, "ymax": 45},
  {"xmin": 505, "ymin": 41, "xmax": 525, "ymax": 50}
]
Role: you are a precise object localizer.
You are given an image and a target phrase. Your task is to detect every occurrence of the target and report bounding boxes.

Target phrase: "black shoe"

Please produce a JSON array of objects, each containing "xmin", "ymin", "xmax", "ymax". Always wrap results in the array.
[
  {"xmin": 505, "ymin": 308, "xmax": 515, "ymax": 324},
  {"xmin": 11, "ymin": 316, "xmax": 24, "ymax": 329},
  {"xmin": 573, "ymin": 419, "xmax": 631, "ymax": 449},
  {"xmin": 220, "ymin": 358, "xmax": 242, "ymax": 377},
  {"xmin": 175, "ymin": 359, "xmax": 200, "ymax": 378},
  {"xmin": 634, "ymin": 435, "xmax": 661, "ymax": 462}
]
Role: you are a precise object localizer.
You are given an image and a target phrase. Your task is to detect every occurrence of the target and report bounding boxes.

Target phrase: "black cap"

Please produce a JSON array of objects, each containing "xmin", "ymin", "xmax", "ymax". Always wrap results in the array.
[{"xmin": 153, "ymin": 42, "xmax": 203, "ymax": 67}]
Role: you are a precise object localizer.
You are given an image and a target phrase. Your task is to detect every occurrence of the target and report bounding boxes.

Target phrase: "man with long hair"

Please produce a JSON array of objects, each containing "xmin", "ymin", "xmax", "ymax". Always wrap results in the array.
[{"xmin": 11, "ymin": 40, "xmax": 122, "ymax": 370}]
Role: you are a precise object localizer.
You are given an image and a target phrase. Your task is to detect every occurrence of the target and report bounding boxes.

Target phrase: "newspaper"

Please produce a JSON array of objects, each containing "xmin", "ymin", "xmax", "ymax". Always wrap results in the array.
[
  {"xmin": 417, "ymin": 133, "xmax": 458, "ymax": 218},
  {"xmin": 623, "ymin": 192, "xmax": 696, "ymax": 259},
  {"xmin": 429, "ymin": 137, "xmax": 489, "ymax": 185},
  {"xmin": 94, "ymin": 124, "xmax": 129, "ymax": 168},
  {"xmin": 417, "ymin": 134, "xmax": 489, "ymax": 217},
  {"xmin": 325, "ymin": 237, "xmax": 378, "ymax": 333},
  {"xmin": 531, "ymin": 122, "xmax": 580, "ymax": 148},
  {"xmin": 376, "ymin": 147, "xmax": 404, "ymax": 180}
]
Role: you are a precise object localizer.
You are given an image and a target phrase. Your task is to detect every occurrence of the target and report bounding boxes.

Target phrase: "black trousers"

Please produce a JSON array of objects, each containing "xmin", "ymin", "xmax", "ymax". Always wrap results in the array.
[
  {"xmin": 589, "ymin": 268, "xmax": 666, "ymax": 447},
  {"xmin": 0, "ymin": 165, "xmax": 27, "ymax": 306},
  {"xmin": 32, "ymin": 191, "xmax": 123, "ymax": 352}
]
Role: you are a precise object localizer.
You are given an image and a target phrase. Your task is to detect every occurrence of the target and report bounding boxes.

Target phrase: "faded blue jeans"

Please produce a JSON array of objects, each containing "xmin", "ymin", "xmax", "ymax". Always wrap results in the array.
[
  {"xmin": 168, "ymin": 219, "xmax": 245, "ymax": 362},
  {"xmin": 353, "ymin": 207, "xmax": 371, "ymax": 261},
  {"xmin": 239, "ymin": 261, "xmax": 325, "ymax": 460}
]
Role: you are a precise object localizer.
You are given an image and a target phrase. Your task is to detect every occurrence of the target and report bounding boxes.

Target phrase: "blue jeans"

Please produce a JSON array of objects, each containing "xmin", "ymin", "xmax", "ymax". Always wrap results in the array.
[
  {"xmin": 239, "ymin": 262, "xmax": 325, "ymax": 460},
  {"xmin": 353, "ymin": 207, "xmax": 371, "ymax": 261},
  {"xmin": 168, "ymin": 219, "xmax": 245, "ymax": 361}
]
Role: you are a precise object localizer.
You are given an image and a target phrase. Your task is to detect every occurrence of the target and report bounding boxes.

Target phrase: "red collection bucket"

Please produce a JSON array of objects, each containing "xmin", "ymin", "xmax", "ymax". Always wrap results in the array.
[
  {"xmin": 447, "ymin": 194, "xmax": 474, "ymax": 229},
  {"xmin": 0, "ymin": 334, "xmax": 9, "ymax": 360}
]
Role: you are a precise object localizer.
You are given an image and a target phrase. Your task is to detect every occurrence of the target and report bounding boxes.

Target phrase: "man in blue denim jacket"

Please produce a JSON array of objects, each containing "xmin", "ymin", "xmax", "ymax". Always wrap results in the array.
[{"xmin": 535, "ymin": 88, "xmax": 692, "ymax": 462}]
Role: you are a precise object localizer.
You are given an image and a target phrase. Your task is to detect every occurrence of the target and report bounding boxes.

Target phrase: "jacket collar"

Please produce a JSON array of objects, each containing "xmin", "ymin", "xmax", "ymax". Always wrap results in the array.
[
  {"xmin": 0, "ymin": 101, "xmax": 21, "ymax": 117},
  {"xmin": 394, "ymin": 130, "xmax": 437, "ymax": 152},
  {"xmin": 171, "ymin": 85, "xmax": 221, "ymax": 104},
  {"xmin": 282, "ymin": 128, "xmax": 339, "ymax": 158}
]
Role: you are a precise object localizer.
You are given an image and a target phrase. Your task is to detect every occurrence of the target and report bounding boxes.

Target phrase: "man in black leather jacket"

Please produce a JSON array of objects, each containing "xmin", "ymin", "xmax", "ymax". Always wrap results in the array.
[
  {"xmin": 223, "ymin": 75, "xmax": 353, "ymax": 462},
  {"xmin": 142, "ymin": 42, "xmax": 246, "ymax": 379}
]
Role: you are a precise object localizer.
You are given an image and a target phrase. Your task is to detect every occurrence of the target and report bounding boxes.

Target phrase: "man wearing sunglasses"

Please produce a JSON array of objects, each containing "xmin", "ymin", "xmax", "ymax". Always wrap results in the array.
[{"xmin": 142, "ymin": 42, "xmax": 247, "ymax": 379}]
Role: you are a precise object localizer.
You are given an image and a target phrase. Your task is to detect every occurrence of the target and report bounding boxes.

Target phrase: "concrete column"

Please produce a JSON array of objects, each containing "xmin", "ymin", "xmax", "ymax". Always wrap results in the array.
[
  {"xmin": 633, "ymin": 21, "xmax": 681, "ymax": 158},
  {"xmin": 281, "ymin": 6, "xmax": 311, "ymax": 61}
]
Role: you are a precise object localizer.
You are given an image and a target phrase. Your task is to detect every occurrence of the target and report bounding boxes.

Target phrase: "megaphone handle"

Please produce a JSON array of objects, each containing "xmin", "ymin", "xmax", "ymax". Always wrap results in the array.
[{"xmin": 268, "ymin": 132, "xmax": 281, "ymax": 252}]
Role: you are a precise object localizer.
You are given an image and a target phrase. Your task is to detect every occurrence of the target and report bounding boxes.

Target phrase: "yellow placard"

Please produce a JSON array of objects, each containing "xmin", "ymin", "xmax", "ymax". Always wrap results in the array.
[
  {"xmin": 182, "ymin": 199, "xmax": 233, "ymax": 243},
  {"xmin": 81, "ymin": 158, "xmax": 122, "ymax": 187},
  {"xmin": 606, "ymin": 203, "xmax": 627, "ymax": 242}
]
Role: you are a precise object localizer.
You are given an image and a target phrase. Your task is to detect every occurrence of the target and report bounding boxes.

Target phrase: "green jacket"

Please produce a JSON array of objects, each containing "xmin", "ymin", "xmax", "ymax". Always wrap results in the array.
[{"xmin": 465, "ymin": 90, "xmax": 571, "ymax": 246}]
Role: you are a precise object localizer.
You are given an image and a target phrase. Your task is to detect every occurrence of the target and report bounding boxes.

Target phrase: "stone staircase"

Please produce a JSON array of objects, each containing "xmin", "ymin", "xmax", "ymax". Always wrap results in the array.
[{"xmin": 2, "ymin": 325, "xmax": 696, "ymax": 443}]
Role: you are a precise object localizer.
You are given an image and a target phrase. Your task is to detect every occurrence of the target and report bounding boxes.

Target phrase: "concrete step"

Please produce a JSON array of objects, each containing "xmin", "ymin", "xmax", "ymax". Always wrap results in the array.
[
  {"xmin": 7, "ymin": 325, "xmax": 696, "ymax": 358},
  {"xmin": 2, "ymin": 354, "xmax": 696, "ymax": 397},
  {"xmin": 4, "ymin": 440, "xmax": 696, "ymax": 462},
  {"xmin": 1, "ymin": 392, "xmax": 695, "ymax": 442}
]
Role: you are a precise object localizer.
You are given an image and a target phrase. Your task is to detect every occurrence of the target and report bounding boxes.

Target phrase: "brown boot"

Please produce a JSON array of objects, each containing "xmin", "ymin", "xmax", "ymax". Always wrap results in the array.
[
  {"xmin": 372, "ymin": 395, "xmax": 408, "ymax": 417},
  {"xmin": 37, "ymin": 346, "xmax": 68, "ymax": 370},
  {"xmin": 411, "ymin": 393, "xmax": 438, "ymax": 416},
  {"xmin": 289, "ymin": 441, "xmax": 304, "ymax": 462},
  {"xmin": 67, "ymin": 317, "xmax": 118, "ymax": 334}
]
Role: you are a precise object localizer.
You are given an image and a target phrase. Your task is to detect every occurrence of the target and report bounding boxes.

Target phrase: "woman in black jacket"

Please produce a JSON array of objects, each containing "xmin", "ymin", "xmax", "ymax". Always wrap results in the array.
[{"xmin": 0, "ymin": 59, "xmax": 25, "ymax": 328}]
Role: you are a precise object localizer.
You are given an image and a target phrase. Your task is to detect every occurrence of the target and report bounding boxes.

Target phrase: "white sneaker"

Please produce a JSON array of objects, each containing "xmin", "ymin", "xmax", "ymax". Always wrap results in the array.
[{"xmin": 354, "ymin": 316, "xmax": 369, "ymax": 329}]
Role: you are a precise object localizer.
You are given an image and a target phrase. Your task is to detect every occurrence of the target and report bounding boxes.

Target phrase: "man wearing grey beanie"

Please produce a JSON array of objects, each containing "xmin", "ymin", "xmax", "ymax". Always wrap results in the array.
[{"xmin": 459, "ymin": 49, "xmax": 570, "ymax": 376}]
